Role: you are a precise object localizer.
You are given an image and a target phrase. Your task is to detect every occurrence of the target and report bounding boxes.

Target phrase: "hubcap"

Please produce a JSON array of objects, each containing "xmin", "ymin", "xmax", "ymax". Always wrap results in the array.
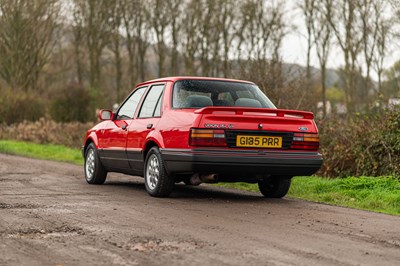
[
  {"xmin": 146, "ymin": 154, "xmax": 160, "ymax": 190},
  {"xmin": 85, "ymin": 149, "xmax": 95, "ymax": 180}
]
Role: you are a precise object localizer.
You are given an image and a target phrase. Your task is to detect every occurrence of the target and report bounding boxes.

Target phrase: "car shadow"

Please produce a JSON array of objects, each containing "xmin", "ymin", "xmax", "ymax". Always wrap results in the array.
[
  {"xmin": 170, "ymin": 184, "xmax": 291, "ymax": 203},
  {"xmin": 103, "ymin": 179, "xmax": 290, "ymax": 203}
]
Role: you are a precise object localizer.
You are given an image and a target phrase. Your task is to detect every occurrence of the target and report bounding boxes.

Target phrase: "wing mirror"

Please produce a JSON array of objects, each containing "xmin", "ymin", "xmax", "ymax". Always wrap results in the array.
[{"xmin": 99, "ymin": 109, "xmax": 114, "ymax": 121}]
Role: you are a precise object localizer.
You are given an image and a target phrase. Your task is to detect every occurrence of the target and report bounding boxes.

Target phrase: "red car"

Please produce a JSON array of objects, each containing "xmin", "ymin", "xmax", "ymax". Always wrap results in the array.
[{"xmin": 83, "ymin": 77, "xmax": 322, "ymax": 198}]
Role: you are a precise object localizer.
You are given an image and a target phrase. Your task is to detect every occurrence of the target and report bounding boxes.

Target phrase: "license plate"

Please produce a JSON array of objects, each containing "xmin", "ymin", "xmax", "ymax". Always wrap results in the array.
[{"xmin": 236, "ymin": 135, "xmax": 282, "ymax": 148}]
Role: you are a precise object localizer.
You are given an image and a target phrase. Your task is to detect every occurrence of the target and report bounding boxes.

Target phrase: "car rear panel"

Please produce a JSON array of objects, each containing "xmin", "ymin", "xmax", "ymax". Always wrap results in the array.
[
  {"xmin": 192, "ymin": 107, "xmax": 318, "ymax": 151},
  {"xmin": 195, "ymin": 107, "xmax": 316, "ymax": 132}
]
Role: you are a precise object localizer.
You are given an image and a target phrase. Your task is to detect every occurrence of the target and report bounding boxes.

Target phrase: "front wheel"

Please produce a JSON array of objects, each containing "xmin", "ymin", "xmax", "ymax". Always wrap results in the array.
[
  {"xmin": 84, "ymin": 143, "xmax": 107, "ymax": 184},
  {"xmin": 144, "ymin": 147, "xmax": 174, "ymax": 197},
  {"xmin": 258, "ymin": 176, "xmax": 292, "ymax": 198}
]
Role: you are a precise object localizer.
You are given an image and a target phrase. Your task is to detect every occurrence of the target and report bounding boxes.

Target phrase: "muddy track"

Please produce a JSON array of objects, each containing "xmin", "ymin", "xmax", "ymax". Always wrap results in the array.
[{"xmin": 0, "ymin": 153, "xmax": 399, "ymax": 266}]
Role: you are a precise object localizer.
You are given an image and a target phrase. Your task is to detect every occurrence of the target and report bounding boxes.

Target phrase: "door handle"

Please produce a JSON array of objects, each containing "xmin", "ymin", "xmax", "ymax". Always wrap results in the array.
[{"xmin": 146, "ymin": 123, "xmax": 153, "ymax": 129}]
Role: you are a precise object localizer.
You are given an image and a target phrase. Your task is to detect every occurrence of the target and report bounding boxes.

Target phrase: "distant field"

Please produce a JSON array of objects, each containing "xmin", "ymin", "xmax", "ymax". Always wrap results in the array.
[{"xmin": 1, "ymin": 140, "xmax": 398, "ymax": 216}]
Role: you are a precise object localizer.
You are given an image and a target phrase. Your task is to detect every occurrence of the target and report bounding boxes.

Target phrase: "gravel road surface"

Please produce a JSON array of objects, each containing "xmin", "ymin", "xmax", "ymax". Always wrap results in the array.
[{"xmin": 0, "ymin": 154, "xmax": 399, "ymax": 266}]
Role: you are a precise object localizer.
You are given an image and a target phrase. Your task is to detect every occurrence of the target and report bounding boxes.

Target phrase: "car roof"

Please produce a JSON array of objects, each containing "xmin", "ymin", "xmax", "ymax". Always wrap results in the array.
[{"xmin": 135, "ymin": 76, "xmax": 255, "ymax": 87}]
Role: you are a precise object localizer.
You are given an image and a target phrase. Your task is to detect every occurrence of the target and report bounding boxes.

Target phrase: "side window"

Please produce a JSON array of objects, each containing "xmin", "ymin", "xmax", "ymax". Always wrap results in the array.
[
  {"xmin": 154, "ymin": 96, "xmax": 162, "ymax": 117},
  {"xmin": 117, "ymin": 87, "xmax": 146, "ymax": 119},
  {"xmin": 138, "ymin": 84, "xmax": 165, "ymax": 118}
]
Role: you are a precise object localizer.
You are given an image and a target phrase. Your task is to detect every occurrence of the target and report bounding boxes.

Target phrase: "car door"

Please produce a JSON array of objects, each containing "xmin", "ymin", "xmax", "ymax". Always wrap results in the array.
[
  {"xmin": 126, "ymin": 83, "xmax": 165, "ymax": 172},
  {"xmin": 99, "ymin": 87, "xmax": 147, "ymax": 170}
]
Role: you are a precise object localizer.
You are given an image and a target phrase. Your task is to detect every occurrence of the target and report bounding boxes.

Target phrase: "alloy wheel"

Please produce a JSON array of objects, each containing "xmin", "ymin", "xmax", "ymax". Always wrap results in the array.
[
  {"xmin": 85, "ymin": 148, "xmax": 95, "ymax": 181},
  {"xmin": 146, "ymin": 154, "xmax": 160, "ymax": 190}
]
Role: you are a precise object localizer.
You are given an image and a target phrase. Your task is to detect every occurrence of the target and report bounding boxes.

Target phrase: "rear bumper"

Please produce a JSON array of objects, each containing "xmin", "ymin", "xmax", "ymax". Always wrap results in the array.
[{"xmin": 160, "ymin": 148, "xmax": 323, "ymax": 177}]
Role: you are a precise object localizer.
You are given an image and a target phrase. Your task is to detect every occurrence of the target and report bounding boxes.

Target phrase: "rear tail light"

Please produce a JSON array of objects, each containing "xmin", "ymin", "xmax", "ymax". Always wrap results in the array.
[
  {"xmin": 291, "ymin": 133, "xmax": 320, "ymax": 151},
  {"xmin": 189, "ymin": 128, "xmax": 227, "ymax": 147}
]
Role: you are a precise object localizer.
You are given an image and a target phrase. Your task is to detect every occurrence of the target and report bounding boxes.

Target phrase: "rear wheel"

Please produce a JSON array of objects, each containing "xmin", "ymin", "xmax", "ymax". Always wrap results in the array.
[
  {"xmin": 144, "ymin": 147, "xmax": 174, "ymax": 197},
  {"xmin": 84, "ymin": 143, "xmax": 107, "ymax": 184},
  {"xmin": 258, "ymin": 176, "xmax": 292, "ymax": 198}
]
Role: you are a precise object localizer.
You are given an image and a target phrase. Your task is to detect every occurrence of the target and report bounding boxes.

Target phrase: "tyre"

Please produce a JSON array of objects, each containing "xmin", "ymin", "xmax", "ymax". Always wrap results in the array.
[
  {"xmin": 258, "ymin": 176, "xmax": 292, "ymax": 198},
  {"xmin": 84, "ymin": 143, "xmax": 107, "ymax": 184},
  {"xmin": 144, "ymin": 147, "xmax": 174, "ymax": 197}
]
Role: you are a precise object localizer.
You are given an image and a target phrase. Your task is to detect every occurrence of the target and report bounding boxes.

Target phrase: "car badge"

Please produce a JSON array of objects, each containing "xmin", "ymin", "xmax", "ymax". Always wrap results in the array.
[
  {"xmin": 258, "ymin": 123, "xmax": 263, "ymax": 129},
  {"xmin": 299, "ymin": 126, "xmax": 308, "ymax": 131}
]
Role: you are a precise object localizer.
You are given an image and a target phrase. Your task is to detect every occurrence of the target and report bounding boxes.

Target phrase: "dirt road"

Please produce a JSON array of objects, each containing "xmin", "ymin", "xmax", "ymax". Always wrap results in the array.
[{"xmin": 0, "ymin": 154, "xmax": 399, "ymax": 266}]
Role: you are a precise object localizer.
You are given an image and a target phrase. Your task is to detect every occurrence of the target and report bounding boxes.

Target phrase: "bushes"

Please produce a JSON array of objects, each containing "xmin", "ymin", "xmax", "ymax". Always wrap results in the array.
[
  {"xmin": 0, "ymin": 83, "xmax": 96, "ymax": 124},
  {"xmin": 318, "ymin": 109, "xmax": 400, "ymax": 177},
  {"xmin": 0, "ymin": 118, "xmax": 94, "ymax": 148},
  {"xmin": 50, "ymin": 83, "xmax": 94, "ymax": 123},
  {"xmin": 0, "ymin": 88, "xmax": 45, "ymax": 124},
  {"xmin": 0, "ymin": 83, "xmax": 97, "ymax": 148}
]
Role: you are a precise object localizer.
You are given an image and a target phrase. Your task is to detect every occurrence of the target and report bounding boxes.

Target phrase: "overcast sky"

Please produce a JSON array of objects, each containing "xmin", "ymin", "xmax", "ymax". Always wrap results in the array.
[{"xmin": 282, "ymin": 1, "xmax": 399, "ymax": 80}]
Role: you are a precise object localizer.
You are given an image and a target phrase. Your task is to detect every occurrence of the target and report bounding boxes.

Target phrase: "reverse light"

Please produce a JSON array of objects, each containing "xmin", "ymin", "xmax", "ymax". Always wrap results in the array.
[
  {"xmin": 291, "ymin": 133, "xmax": 320, "ymax": 151},
  {"xmin": 189, "ymin": 128, "xmax": 227, "ymax": 146}
]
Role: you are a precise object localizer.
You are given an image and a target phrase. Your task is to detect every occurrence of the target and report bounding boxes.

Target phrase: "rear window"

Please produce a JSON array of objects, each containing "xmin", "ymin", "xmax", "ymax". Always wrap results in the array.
[{"xmin": 172, "ymin": 80, "xmax": 276, "ymax": 109}]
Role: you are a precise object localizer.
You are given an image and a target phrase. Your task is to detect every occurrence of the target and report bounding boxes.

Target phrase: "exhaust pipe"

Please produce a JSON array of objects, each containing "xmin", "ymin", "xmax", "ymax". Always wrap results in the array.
[{"xmin": 200, "ymin": 174, "xmax": 218, "ymax": 183}]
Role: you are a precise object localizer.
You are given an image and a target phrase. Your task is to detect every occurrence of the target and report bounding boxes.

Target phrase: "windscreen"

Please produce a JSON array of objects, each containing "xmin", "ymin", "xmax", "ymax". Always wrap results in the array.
[{"xmin": 172, "ymin": 80, "xmax": 276, "ymax": 109}]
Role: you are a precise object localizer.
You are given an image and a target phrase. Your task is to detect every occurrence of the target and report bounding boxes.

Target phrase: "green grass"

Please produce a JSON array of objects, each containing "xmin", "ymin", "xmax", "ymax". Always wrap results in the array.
[
  {"xmin": 0, "ymin": 140, "xmax": 82, "ymax": 165},
  {"xmin": 1, "ymin": 140, "xmax": 399, "ymax": 216},
  {"xmin": 217, "ymin": 176, "xmax": 400, "ymax": 216}
]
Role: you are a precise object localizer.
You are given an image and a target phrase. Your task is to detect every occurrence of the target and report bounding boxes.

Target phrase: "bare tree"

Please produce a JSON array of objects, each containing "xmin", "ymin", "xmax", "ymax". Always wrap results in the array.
[
  {"xmin": 220, "ymin": 0, "xmax": 237, "ymax": 77},
  {"xmin": 109, "ymin": 0, "xmax": 123, "ymax": 102},
  {"xmin": 74, "ymin": 0, "xmax": 113, "ymax": 90},
  {"xmin": 72, "ymin": 6, "xmax": 85, "ymax": 86},
  {"xmin": 149, "ymin": 0, "xmax": 170, "ymax": 77},
  {"xmin": 122, "ymin": 0, "xmax": 150, "ymax": 83},
  {"xmin": 373, "ymin": 15, "xmax": 391, "ymax": 95},
  {"xmin": 168, "ymin": 0, "xmax": 183, "ymax": 76},
  {"xmin": 238, "ymin": 0, "xmax": 286, "ymax": 94},
  {"xmin": 300, "ymin": 0, "xmax": 317, "ymax": 86},
  {"xmin": 312, "ymin": 0, "xmax": 333, "ymax": 117},
  {"xmin": 181, "ymin": 0, "xmax": 202, "ymax": 75},
  {"xmin": 327, "ymin": 0, "xmax": 364, "ymax": 112},
  {"xmin": 199, "ymin": 0, "xmax": 216, "ymax": 76},
  {"xmin": 358, "ymin": 0, "xmax": 380, "ymax": 106},
  {"xmin": 0, "ymin": 0, "xmax": 59, "ymax": 91},
  {"xmin": 122, "ymin": 0, "xmax": 136, "ymax": 85},
  {"xmin": 198, "ymin": 0, "xmax": 234, "ymax": 77}
]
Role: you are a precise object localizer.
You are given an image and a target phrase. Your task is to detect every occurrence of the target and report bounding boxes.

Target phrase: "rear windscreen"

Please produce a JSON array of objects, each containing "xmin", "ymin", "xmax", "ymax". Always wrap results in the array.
[{"xmin": 172, "ymin": 80, "xmax": 276, "ymax": 109}]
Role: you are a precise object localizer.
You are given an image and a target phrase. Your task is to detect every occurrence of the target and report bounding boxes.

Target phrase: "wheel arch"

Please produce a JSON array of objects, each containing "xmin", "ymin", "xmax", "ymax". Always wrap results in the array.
[
  {"xmin": 143, "ymin": 140, "xmax": 160, "ymax": 161},
  {"xmin": 83, "ymin": 133, "xmax": 98, "ymax": 155}
]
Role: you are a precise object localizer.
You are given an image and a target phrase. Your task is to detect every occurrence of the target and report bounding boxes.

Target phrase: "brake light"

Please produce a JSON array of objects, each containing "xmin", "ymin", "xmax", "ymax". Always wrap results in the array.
[
  {"xmin": 291, "ymin": 133, "xmax": 320, "ymax": 151},
  {"xmin": 189, "ymin": 128, "xmax": 227, "ymax": 146}
]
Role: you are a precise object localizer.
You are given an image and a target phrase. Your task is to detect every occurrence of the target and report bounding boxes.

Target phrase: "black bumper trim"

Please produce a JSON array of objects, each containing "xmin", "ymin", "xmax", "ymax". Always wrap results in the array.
[{"xmin": 160, "ymin": 148, "xmax": 323, "ymax": 176}]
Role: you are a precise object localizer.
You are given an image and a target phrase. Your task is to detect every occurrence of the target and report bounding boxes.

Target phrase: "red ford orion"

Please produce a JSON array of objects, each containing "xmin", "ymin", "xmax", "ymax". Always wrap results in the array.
[{"xmin": 83, "ymin": 77, "xmax": 323, "ymax": 198}]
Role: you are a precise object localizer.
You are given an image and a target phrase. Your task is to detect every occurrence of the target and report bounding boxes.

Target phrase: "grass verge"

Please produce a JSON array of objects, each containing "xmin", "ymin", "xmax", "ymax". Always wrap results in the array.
[
  {"xmin": 218, "ymin": 176, "xmax": 400, "ymax": 216},
  {"xmin": 1, "ymin": 140, "xmax": 398, "ymax": 216},
  {"xmin": 0, "ymin": 140, "xmax": 82, "ymax": 165}
]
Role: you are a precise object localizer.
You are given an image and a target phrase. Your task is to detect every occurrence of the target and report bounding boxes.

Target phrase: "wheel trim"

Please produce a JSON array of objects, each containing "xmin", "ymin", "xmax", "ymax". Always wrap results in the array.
[
  {"xmin": 146, "ymin": 154, "xmax": 160, "ymax": 190},
  {"xmin": 85, "ymin": 149, "xmax": 95, "ymax": 180}
]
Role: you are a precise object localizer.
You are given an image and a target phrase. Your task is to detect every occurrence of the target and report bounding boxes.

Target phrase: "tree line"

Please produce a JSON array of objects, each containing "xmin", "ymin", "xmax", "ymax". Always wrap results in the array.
[{"xmin": 0, "ymin": 0, "xmax": 399, "ymax": 121}]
